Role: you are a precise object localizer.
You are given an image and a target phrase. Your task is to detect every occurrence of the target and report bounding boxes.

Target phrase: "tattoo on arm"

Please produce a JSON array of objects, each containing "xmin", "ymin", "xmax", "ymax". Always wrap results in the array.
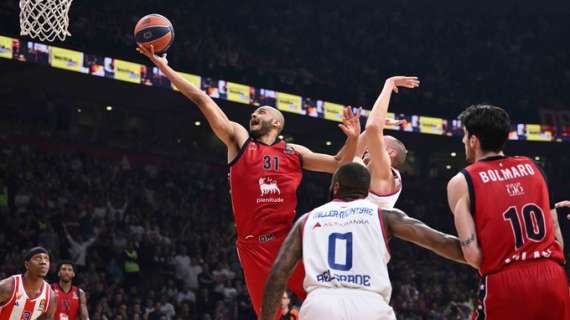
[{"xmin": 460, "ymin": 233, "xmax": 476, "ymax": 247}]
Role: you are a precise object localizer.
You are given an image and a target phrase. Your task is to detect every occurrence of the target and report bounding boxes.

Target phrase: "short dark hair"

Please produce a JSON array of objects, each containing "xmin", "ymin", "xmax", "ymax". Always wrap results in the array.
[
  {"xmin": 57, "ymin": 260, "xmax": 76, "ymax": 273},
  {"xmin": 331, "ymin": 162, "xmax": 370, "ymax": 199},
  {"xmin": 459, "ymin": 104, "xmax": 511, "ymax": 152}
]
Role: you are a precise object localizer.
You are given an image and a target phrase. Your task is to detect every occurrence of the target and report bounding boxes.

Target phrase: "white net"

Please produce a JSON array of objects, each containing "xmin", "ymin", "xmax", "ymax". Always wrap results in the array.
[{"xmin": 19, "ymin": 0, "xmax": 73, "ymax": 42}]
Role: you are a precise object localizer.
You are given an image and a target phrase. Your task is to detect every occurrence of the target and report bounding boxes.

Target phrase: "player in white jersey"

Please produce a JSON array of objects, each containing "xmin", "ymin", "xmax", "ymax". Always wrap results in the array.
[
  {"xmin": 260, "ymin": 163, "xmax": 466, "ymax": 320},
  {"xmin": 358, "ymin": 76, "xmax": 420, "ymax": 209},
  {"xmin": 0, "ymin": 247, "xmax": 57, "ymax": 320}
]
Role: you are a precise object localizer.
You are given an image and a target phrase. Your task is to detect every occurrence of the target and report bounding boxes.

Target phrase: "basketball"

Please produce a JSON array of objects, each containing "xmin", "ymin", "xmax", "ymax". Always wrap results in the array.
[{"xmin": 134, "ymin": 14, "xmax": 174, "ymax": 54}]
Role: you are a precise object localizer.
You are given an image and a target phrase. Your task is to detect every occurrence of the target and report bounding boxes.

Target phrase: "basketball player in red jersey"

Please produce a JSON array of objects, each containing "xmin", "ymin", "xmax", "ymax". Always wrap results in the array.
[
  {"xmin": 136, "ymin": 45, "xmax": 362, "ymax": 316},
  {"xmin": 0, "ymin": 247, "xmax": 57, "ymax": 320},
  {"xmin": 447, "ymin": 104, "xmax": 570, "ymax": 319},
  {"xmin": 51, "ymin": 261, "xmax": 89, "ymax": 320}
]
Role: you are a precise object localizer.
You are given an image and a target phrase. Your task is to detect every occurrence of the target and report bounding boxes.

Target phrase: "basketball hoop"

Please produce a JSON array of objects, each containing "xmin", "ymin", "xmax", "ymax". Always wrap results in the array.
[{"xmin": 19, "ymin": 0, "xmax": 73, "ymax": 42}]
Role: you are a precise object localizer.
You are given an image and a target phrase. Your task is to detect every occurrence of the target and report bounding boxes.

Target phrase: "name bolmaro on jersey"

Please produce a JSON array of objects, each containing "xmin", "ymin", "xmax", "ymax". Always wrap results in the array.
[
  {"xmin": 302, "ymin": 199, "xmax": 392, "ymax": 304},
  {"xmin": 462, "ymin": 156, "xmax": 565, "ymax": 275}
]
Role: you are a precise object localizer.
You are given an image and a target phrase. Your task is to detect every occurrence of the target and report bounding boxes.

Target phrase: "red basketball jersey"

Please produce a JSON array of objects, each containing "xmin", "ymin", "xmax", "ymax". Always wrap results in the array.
[
  {"xmin": 51, "ymin": 283, "xmax": 80, "ymax": 320},
  {"xmin": 229, "ymin": 138, "xmax": 303, "ymax": 239},
  {"xmin": 462, "ymin": 155, "xmax": 565, "ymax": 275}
]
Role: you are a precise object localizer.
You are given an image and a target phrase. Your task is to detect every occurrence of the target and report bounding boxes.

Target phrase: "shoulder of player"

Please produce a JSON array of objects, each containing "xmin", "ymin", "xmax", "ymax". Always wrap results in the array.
[
  {"xmin": 0, "ymin": 276, "xmax": 16, "ymax": 302},
  {"xmin": 380, "ymin": 208, "xmax": 414, "ymax": 237},
  {"xmin": 447, "ymin": 172, "xmax": 468, "ymax": 191},
  {"xmin": 381, "ymin": 207, "xmax": 408, "ymax": 222},
  {"xmin": 294, "ymin": 212, "xmax": 311, "ymax": 229}
]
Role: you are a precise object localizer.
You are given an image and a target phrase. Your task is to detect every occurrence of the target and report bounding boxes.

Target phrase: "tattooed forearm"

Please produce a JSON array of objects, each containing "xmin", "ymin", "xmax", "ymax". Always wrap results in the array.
[{"xmin": 460, "ymin": 233, "xmax": 476, "ymax": 247}]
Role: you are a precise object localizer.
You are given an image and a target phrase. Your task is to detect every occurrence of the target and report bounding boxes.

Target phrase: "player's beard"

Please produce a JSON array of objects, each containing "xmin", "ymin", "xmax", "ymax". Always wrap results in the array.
[{"xmin": 250, "ymin": 120, "xmax": 273, "ymax": 139}]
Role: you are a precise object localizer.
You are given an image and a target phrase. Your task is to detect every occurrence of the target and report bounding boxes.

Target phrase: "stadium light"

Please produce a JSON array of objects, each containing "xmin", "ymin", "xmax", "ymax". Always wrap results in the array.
[
  {"xmin": 77, "ymin": 108, "xmax": 82, "ymax": 113},
  {"xmin": 325, "ymin": 141, "xmax": 332, "ymax": 146},
  {"xmin": 106, "ymin": 105, "xmax": 113, "ymax": 111},
  {"xmin": 278, "ymin": 135, "xmax": 284, "ymax": 140},
  {"xmin": 534, "ymin": 156, "xmax": 541, "ymax": 161},
  {"xmin": 450, "ymin": 152, "xmax": 456, "ymax": 157},
  {"xmin": 446, "ymin": 165, "xmax": 452, "ymax": 170},
  {"xmin": 194, "ymin": 121, "xmax": 201, "ymax": 126}
]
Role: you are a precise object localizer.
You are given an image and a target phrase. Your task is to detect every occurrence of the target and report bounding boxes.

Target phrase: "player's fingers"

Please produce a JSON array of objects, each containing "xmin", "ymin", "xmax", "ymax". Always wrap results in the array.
[
  {"xmin": 555, "ymin": 200, "xmax": 570, "ymax": 208},
  {"xmin": 150, "ymin": 45, "xmax": 156, "ymax": 56}
]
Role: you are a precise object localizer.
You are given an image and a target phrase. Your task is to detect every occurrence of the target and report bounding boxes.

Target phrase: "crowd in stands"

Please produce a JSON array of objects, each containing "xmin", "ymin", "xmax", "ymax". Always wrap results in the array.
[{"xmin": 1, "ymin": 1, "xmax": 570, "ymax": 121}]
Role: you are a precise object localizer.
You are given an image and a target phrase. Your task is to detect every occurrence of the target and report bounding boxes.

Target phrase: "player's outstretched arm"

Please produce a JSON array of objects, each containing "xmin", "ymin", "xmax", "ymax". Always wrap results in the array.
[
  {"xmin": 79, "ymin": 289, "xmax": 90, "ymax": 320},
  {"xmin": 382, "ymin": 208, "xmax": 466, "ymax": 264},
  {"xmin": 136, "ymin": 45, "xmax": 248, "ymax": 150},
  {"xmin": 0, "ymin": 277, "xmax": 15, "ymax": 305},
  {"xmin": 364, "ymin": 77, "xmax": 419, "ymax": 186},
  {"xmin": 260, "ymin": 217, "xmax": 305, "ymax": 320},
  {"xmin": 447, "ymin": 173, "xmax": 482, "ymax": 268},
  {"xmin": 290, "ymin": 107, "xmax": 361, "ymax": 173}
]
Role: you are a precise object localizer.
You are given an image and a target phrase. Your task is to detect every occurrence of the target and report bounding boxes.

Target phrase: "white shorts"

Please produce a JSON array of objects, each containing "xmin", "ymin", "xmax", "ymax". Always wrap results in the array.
[{"xmin": 299, "ymin": 288, "xmax": 396, "ymax": 320}]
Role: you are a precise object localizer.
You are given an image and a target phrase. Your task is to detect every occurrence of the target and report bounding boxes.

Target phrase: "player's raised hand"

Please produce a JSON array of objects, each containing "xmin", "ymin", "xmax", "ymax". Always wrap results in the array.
[
  {"xmin": 339, "ymin": 106, "xmax": 362, "ymax": 139},
  {"xmin": 386, "ymin": 76, "xmax": 420, "ymax": 93},
  {"xmin": 136, "ymin": 44, "xmax": 168, "ymax": 67}
]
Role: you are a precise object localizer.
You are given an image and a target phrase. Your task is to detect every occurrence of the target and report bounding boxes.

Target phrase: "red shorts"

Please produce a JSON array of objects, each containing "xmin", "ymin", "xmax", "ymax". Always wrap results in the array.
[
  {"xmin": 236, "ymin": 232, "xmax": 306, "ymax": 316},
  {"xmin": 473, "ymin": 259, "xmax": 570, "ymax": 320}
]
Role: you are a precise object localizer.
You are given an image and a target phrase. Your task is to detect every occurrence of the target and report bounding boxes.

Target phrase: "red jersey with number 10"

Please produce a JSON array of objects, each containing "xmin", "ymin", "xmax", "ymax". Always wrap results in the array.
[
  {"xmin": 51, "ymin": 283, "xmax": 80, "ymax": 320},
  {"xmin": 229, "ymin": 138, "xmax": 303, "ymax": 239},
  {"xmin": 462, "ymin": 155, "xmax": 564, "ymax": 275}
]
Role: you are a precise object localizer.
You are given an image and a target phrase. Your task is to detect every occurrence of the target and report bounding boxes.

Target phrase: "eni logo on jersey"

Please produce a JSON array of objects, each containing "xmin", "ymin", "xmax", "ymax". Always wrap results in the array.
[
  {"xmin": 257, "ymin": 177, "xmax": 284, "ymax": 203},
  {"xmin": 259, "ymin": 177, "xmax": 280, "ymax": 196}
]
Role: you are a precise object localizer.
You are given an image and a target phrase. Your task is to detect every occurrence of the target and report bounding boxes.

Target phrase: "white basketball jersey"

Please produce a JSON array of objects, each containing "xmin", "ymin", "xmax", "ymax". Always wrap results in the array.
[
  {"xmin": 0, "ymin": 275, "xmax": 51, "ymax": 320},
  {"xmin": 367, "ymin": 168, "xmax": 402, "ymax": 209},
  {"xmin": 302, "ymin": 199, "xmax": 392, "ymax": 303}
]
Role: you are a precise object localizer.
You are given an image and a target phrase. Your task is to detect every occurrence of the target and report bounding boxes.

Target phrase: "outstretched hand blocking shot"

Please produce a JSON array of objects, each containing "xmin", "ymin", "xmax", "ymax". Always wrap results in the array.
[
  {"xmin": 137, "ymin": 43, "xmax": 363, "ymax": 317},
  {"xmin": 358, "ymin": 76, "xmax": 419, "ymax": 209}
]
